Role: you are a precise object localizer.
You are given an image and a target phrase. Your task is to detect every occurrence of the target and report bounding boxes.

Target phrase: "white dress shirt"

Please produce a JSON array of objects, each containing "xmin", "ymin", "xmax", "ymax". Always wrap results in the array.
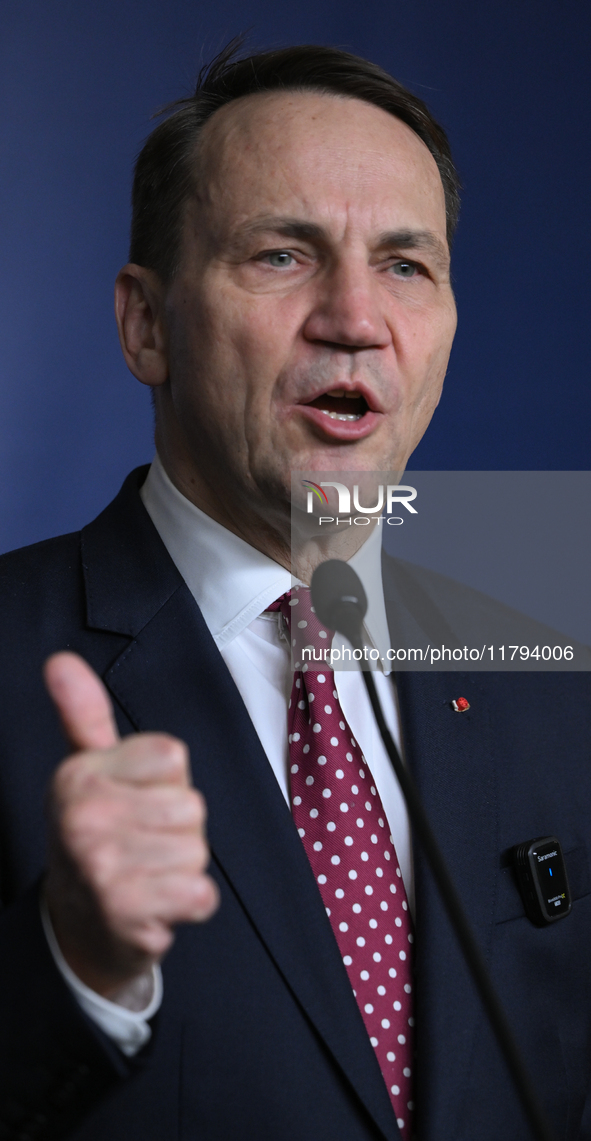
[{"xmin": 48, "ymin": 455, "xmax": 413, "ymax": 1055}]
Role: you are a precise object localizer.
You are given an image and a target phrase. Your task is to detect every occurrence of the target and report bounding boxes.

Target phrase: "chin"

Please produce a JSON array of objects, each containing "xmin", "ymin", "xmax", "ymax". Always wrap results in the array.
[{"xmin": 293, "ymin": 443, "xmax": 405, "ymax": 475}]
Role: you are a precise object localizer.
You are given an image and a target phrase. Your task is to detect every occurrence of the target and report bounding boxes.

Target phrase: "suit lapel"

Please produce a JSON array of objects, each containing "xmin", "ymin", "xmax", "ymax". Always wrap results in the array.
[
  {"xmin": 383, "ymin": 557, "xmax": 499, "ymax": 1139},
  {"xmin": 81, "ymin": 470, "xmax": 400, "ymax": 1141}
]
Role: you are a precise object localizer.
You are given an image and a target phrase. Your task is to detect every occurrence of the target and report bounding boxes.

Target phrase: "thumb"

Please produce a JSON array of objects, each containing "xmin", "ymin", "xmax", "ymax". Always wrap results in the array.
[{"xmin": 44, "ymin": 652, "xmax": 120, "ymax": 752}]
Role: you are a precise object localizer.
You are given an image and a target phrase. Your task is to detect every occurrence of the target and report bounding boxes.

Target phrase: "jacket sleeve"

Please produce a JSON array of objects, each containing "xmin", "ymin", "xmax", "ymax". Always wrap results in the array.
[{"xmin": 0, "ymin": 880, "xmax": 150, "ymax": 1141}]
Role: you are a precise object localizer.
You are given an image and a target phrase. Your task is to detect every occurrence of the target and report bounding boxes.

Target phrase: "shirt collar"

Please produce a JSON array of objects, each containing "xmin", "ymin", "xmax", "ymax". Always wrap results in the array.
[{"xmin": 141, "ymin": 454, "xmax": 391, "ymax": 669}]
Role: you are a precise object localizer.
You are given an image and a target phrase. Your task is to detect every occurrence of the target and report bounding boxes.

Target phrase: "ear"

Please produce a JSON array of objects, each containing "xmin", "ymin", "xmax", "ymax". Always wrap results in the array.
[{"xmin": 114, "ymin": 265, "xmax": 169, "ymax": 387}]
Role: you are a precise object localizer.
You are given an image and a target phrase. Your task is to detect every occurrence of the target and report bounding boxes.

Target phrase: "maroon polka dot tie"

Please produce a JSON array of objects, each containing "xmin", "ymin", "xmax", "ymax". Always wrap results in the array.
[{"xmin": 269, "ymin": 586, "xmax": 415, "ymax": 1138}]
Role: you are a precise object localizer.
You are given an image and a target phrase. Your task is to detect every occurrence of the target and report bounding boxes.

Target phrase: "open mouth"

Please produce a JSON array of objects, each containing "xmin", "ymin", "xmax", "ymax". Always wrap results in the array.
[
  {"xmin": 293, "ymin": 384, "xmax": 382, "ymax": 441},
  {"xmin": 304, "ymin": 389, "xmax": 369, "ymax": 422}
]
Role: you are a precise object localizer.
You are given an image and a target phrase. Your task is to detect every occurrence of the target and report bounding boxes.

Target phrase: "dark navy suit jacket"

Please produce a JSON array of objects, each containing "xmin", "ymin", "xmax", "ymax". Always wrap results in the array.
[{"xmin": 1, "ymin": 468, "xmax": 590, "ymax": 1140}]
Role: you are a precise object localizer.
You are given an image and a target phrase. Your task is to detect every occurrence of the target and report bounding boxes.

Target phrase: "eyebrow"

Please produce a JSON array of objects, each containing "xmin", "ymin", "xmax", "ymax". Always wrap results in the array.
[
  {"xmin": 376, "ymin": 228, "xmax": 450, "ymax": 271},
  {"xmin": 234, "ymin": 216, "xmax": 450, "ymax": 270},
  {"xmin": 235, "ymin": 217, "xmax": 326, "ymax": 245}
]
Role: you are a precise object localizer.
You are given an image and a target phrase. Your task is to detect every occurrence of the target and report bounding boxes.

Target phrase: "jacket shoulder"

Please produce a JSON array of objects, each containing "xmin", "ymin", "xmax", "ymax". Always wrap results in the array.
[
  {"xmin": 0, "ymin": 531, "xmax": 84, "ymax": 631},
  {"xmin": 0, "ymin": 529, "xmax": 81, "ymax": 581},
  {"xmin": 0, "ymin": 466, "xmax": 153, "ymax": 638}
]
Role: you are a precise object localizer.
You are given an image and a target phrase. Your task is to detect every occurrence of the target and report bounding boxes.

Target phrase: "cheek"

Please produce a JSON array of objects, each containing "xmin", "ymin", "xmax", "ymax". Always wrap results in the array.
[
  {"xmin": 174, "ymin": 303, "xmax": 292, "ymax": 449},
  {"xmin": 403, "ymin": 304, "xmax": 455, "ymax": 396},
  {"xmin": 205, "ymin": 280, "xmax": 295, "ymax": 352},
  {"xmin": 206, "ymin": 295, "xmax": 305, "ymax": 421},
  {"xmin": 387, "ymin": 312, "xmax": 454, "ymax": 447}
]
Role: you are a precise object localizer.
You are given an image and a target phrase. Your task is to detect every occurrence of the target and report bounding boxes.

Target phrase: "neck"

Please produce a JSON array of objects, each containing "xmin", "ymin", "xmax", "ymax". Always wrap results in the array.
[{"xmin": 154, "ymin": 444, "xmax": 373, "ymax": 585}]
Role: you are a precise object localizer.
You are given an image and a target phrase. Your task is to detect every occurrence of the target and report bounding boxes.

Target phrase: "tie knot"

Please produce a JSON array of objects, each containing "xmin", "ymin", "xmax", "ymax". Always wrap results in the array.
[
  {"xmin": 269, "ymin": 587, "xmax": 333, "ymax": 668},
  {"xmin": 269, "ymin": 586, "xmax": 318, "ymax": 629}
]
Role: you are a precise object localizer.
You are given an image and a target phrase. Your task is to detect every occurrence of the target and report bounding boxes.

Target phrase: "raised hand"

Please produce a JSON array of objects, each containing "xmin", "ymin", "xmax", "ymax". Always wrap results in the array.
[{"xmin": 43, "ymin": 652, "xmax": 219, "ymax": 999}]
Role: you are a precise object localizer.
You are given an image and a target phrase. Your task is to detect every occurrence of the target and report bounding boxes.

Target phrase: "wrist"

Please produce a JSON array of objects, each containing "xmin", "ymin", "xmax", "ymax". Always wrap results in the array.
[{"xmin": 43, "ymin": 876, "xmax": 156, "ymax": 998}]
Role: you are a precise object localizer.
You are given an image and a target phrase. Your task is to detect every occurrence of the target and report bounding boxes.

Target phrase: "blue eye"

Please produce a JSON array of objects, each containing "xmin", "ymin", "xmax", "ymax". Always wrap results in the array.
[
  {"xmin": 266, "ymin": 251, "xmax": 294, "ymax": 268},
  {"xmin": 391, "ymin": 260, "xmax": 418, "ymax": 277}
]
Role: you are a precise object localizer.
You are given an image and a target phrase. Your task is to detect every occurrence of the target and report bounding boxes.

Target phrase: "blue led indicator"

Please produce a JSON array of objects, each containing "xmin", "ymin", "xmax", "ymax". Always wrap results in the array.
[{"xmin": 549, "ymin": 868, "xmax": 553, "ymax": 876}]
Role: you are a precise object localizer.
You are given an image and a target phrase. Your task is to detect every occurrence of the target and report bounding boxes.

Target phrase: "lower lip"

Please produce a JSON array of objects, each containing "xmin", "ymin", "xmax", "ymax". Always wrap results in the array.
[{"xmin": 294, "ymin": 404, "xmax": 384, "ymax": 441}]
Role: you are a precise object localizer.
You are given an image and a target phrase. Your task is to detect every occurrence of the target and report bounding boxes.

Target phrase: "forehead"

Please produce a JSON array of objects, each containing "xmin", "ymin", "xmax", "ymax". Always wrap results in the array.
[{"xmin": 195, "ymin": 90, "xmax": 447, "ymax": 241}]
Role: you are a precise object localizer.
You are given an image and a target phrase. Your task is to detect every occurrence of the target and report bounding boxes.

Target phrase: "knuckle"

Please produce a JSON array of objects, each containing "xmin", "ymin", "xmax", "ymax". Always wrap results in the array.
[
  {"xmin": 190, "ymin": 789, "xmax": 207, "ymax": 825},
  {"xmin": 129, "ymin": 734, "xmax": 189, "ymax": 780},
  {"xmin": 159, "ymin": 736, "xmax": 189, "ymax": 773},
  {"xmin": 139, "ymin": 925, "xmax": 173, "ymax": 957},
  {"xmin": 193, "ymin": 835, "xmax": 210, "ymax": 869},
  {"xmin": 59, "ymin": 795, "xmax": 116, "ymax": 847},
  {"xmin": 191, "ymin": 875, "xmax": 220, "ymax": 916},
  {"xmin": 178, "ymin": 835, "xmax": 208, "ymax": 873},
  {"xmin": 154, "ymin": 734, "xmax": 187, "ymax": 762}
]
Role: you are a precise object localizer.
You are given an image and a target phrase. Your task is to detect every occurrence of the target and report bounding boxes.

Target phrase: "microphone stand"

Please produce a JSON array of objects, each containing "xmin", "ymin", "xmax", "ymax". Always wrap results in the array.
[
  {"xmin": 360, "ymin": 661, "xmax": 555, "ymax": 1141},
  {"xmin": 309, "ymin": 557, "xmax": 554, "ymax": 1141}
]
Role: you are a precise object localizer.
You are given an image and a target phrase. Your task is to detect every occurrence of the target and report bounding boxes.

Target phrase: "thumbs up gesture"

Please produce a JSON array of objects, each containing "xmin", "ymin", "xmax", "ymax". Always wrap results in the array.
[{"xmin": 43, "ymin": 653, "xmax": 219, "ymax": 1000}]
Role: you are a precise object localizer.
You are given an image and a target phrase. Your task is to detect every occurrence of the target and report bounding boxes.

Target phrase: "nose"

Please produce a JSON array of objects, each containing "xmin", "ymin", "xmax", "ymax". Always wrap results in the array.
[{"xmin": 302, "ymin": 259, "xmax": 391, "ymax": 351}]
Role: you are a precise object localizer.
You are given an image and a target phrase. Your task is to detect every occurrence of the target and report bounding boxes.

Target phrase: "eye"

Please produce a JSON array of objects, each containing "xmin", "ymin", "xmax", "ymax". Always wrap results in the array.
[
  {"xmin": 263, "ymin": 250, "xmax": 295, "ymax": 268},
  {"xmin": 390, "ymin": 260, "xmax": 420, "ymax": 278}
]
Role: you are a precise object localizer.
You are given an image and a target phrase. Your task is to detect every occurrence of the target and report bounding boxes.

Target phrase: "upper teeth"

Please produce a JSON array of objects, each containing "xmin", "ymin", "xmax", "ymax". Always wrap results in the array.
[{"xmin": 321, "ymin": 410, "xmax": 362, "ymax": 422}]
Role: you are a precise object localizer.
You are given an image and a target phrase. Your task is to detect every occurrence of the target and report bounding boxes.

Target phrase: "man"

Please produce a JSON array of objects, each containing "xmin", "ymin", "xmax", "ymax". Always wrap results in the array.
[{"xmin": 1, "ymin": 43, "xmax": 590, "ymax": 1141}]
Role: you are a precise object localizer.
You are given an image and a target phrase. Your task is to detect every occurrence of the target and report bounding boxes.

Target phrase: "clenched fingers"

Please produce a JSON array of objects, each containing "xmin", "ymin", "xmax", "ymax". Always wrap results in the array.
[{"xmin": 102, "ymin": 871, "xmax": 220, "ymax": 957}]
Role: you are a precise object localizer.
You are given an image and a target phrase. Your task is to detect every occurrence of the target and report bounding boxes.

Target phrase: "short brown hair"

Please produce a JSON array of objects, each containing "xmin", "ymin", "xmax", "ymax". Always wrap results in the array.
[{"xmin": 129, "ymin": 40, "xmax": 461, "ymax": 281}]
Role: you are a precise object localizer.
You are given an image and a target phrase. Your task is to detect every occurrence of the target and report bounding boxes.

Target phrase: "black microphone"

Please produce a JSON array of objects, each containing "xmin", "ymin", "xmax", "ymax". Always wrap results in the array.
[
  {"xmin": 311, "ymin": 559, "xmax": 367, "ymax": 649},
  {"xmin": 310, "ymin": 559, "xmax": 555, "ymax": 1141}
]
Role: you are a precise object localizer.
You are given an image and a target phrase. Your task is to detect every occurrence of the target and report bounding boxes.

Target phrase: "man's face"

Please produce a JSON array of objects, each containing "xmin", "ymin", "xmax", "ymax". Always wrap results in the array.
[{"xmin": 161, "ymin": 91, "xmax": 457, "ymax": 516}]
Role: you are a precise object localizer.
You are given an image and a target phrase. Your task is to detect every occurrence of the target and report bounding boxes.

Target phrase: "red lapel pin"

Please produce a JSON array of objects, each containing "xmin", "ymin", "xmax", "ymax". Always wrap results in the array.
[{"xmin": 451, "ymin": 697, "xmax": 470, "ymax": 713}]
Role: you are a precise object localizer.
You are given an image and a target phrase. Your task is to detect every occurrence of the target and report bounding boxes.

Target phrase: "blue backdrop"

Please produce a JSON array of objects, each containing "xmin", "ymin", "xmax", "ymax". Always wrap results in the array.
[{"xmin": 1, "ymin": 0, "xmax": 590, "ymax": 553}]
